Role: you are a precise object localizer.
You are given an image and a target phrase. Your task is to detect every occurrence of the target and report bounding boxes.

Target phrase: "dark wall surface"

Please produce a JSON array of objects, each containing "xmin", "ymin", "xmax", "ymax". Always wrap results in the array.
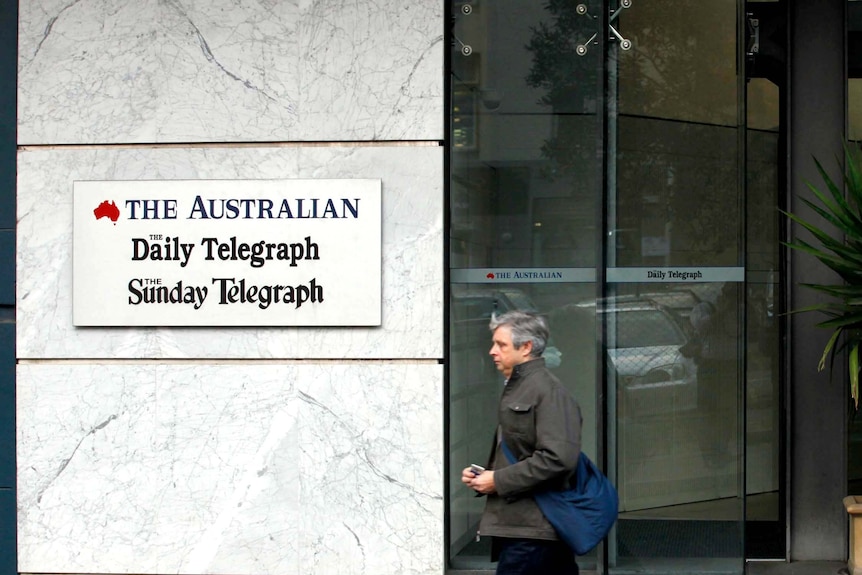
[
  {"xmin": 0, "ymin": 0, "xmax": 15, "ymax": 572},
  {"xmin": 789, "ymin": 0, "xmax": 847, "ymax": 561}
]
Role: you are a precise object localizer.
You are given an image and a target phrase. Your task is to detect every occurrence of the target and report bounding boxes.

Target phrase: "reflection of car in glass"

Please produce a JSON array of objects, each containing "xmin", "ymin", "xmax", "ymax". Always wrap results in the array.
[
  {"xmin": 636, "ymin": 289, "xmax": 702, "ymax": 326},
  {"xmin": 573, "ymin": 290, "xmax": 703, "ymax": 340},
  {"xmin": 451, "ymin": 287, "xmax": 536, "ymax": 321},
  {"xmin": 451, "ymin": 286, "xmax": 562, "ymax": 369},
  {"xmin": 568, "ymin": 297, "xmax": 697, "ymax": 416}
]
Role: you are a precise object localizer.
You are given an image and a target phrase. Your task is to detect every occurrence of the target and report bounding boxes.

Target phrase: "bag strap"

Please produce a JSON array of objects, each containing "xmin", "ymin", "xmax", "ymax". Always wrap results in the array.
[
  {"xmin": 500, "ymin": 437, "xmax": 517, "ymax": 465},
  {"xmin": 502, "ymin": 434, "xmax": 586, "ymax": 492}
]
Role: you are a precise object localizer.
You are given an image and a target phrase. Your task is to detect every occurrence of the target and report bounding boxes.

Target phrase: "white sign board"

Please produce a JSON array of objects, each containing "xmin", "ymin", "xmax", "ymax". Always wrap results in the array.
[{"xmin": 73, "ymin": 179, "xmax": 382, "ymax": 326}]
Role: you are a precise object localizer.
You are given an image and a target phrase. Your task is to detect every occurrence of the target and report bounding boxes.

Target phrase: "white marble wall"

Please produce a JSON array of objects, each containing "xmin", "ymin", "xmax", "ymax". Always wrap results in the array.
[
  {"xmin": 17, "ymin": 363, "xmax": 443, "ymax": 574},
  {"xmin": 17, "ymin": 0, "xmax": 446, "ymax": 573},
  {"xmin": 18, "ymin": 0, "xmax": 444, "ymax": 144},
  {"xmin": 17, "ymin": 145, "xmax": 443, "ymax": 360}
]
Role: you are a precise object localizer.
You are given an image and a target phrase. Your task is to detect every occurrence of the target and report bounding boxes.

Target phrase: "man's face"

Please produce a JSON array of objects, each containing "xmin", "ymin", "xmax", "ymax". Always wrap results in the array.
[{"xmin": 490, "ymin": 325, "xmax": 533, "ymax": 378}]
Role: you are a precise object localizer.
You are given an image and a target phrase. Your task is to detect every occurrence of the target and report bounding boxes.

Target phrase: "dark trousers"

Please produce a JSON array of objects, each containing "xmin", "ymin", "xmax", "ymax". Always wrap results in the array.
[{"xmin": 493, "ymin": 537, "xmax": 579, "ymax": 575}]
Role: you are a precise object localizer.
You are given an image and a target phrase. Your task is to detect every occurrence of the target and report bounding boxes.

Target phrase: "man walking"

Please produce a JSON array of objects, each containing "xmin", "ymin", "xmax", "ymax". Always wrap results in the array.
[{"xmin": 462, "ymin": 310, "xmax": 582, "ymax": 574}]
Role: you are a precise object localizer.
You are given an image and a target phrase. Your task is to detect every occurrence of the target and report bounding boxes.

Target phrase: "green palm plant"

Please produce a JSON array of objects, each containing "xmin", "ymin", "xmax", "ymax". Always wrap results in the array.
[{"xmin": 783, "ymin": 145, "xmax": 862, "ymax": 408}]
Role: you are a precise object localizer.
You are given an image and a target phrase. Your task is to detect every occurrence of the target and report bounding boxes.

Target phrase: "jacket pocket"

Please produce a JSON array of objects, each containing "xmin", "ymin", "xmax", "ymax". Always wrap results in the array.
[{"xmin": 505, "ymin": 402, "xmax": 535, "ymax": 440}]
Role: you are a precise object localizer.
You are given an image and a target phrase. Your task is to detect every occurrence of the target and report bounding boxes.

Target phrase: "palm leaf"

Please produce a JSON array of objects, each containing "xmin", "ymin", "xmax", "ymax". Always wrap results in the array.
[
  {"xmin": 819, "ymin": 329, "xmax": 843, "ymax": 371},
  {"xmin": 799, "ymin": 188, "xmax": 862, "ymax": 239},
  {"xmin": 802, "ymin": 283, "xmax": 862, "ymax": 297},
  {"xmin": 813, "ymin": 155, "xmax": 862, "ymax": 225},
  {"xmin": 816, "ymin": 314, "xmax": 862, "ymax": 329},
  {"xmin": 784, "ymin": 221, "xmax": 862, "ymax": 267},
  {"xmin": 786, "ymin": 143, "xmax": 862, "ymax": 408},
  {"xmin": 800, "ymin": 203, "xmax": 862, "ymax": 248},
  {"xmin": 784, "ymin": 237, "xmax": 854, "ymax": 265}
]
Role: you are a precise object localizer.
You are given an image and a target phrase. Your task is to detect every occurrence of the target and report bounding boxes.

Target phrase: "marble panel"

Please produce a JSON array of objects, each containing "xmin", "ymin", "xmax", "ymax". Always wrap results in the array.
[
  {"xmin": 17, "ymin": 145, "xmax": 443, "ymax": 359},
  {"xmin": 18, "ymin": 0, "xmax": 443, "ymax": 144},
  {"xmin": 17, "ymin": 362, "xmax": 443, "ymax": 574}
]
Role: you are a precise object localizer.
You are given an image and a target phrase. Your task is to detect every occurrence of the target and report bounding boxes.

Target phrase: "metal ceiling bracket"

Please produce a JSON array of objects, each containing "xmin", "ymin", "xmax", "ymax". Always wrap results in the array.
[
  {"xmin": 609, "ymin": 0, "xmax": 633, "ymax": 50},
  {"xmin": 577, "ymin": 32, "xmax": 599, "ymax": 56},
  {"xmin": 452, "ymin": 35, "xmax": 472, "ymax": 56},
  {"xmin": 450, "ymin": 3, "xmax": 474, "ymax": 56},
  {"xmin": 573, "ymin": 3, "xmax": 598, "ymax": 57}
]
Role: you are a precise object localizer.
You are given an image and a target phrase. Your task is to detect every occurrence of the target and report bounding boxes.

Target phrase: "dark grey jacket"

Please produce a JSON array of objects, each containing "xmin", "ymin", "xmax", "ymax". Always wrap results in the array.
[{"xmin": 478, "ymin": 358, "xmax": 582, "ymax": 540}]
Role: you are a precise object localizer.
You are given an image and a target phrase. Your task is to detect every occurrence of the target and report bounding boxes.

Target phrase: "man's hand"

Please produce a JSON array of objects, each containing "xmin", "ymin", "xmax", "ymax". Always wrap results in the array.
[{"xmin": 461, "ymin": 466, "xmax": 496, "ymax": 494}]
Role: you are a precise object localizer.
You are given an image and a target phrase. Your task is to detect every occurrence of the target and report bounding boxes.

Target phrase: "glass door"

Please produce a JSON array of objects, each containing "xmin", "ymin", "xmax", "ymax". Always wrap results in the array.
[
  {"xmin": 606, "ymin": 2, "xmax": 746, "ymax": 571},
  {"xmin": 448, "ymin": 0, "xmax": 602, "ymax": 568},
  {"xmin": 447, "ymin": 0, "xmax": 768, "ymax": 571}
]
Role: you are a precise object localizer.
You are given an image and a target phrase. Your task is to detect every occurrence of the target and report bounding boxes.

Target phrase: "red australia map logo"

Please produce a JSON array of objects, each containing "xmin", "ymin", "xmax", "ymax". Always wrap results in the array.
[{"xmin": 93, "ymin": 200, "xmax": 120, "ymax": 224}]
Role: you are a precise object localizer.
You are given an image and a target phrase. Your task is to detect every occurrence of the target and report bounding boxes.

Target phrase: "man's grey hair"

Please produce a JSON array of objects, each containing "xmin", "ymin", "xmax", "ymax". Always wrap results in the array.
[{"xmin": 489, "ymin": 310, "xmax": 549, "ymax": 358}]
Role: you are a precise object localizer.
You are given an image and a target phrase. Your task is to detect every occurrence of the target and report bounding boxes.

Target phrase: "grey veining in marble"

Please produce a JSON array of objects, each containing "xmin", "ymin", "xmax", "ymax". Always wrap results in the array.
[
  {"xmin": 17, "ymin": 362, "xmax": 444, "ymax": 574},
  {"xmin": 17, "ymin": 145, "xmax": 443, "ymax": 359},
  {"xmin": 18, "ymin": 0, "xmax": 443, "ymax": 144}
]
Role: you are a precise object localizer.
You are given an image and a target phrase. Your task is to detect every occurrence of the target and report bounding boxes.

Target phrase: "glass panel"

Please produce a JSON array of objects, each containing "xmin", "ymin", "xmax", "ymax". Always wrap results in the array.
[
  {"xmin": 448, "ymin": 0, "xmax": 749, "ymax": 570},
  {"xmin": 609, "ymin": 0, "xmax": 745, "ymax": 571},
  {"xmin": 745, "ymin": 74, "xmax": 784, "ymax": 557},
  {"xmin": 605, "ymin": 283, "xmax": 742, "ymax": 566},
  {"xmin": 448, "ymin": 0, "xmax": 602, "ymax": 570}
]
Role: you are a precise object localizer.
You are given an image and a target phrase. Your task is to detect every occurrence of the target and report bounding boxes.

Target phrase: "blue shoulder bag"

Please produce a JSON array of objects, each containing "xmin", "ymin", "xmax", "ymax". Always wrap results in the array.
[{"xmin": 500, "ymin": 440, "xmax": 618, "ymax": 556}]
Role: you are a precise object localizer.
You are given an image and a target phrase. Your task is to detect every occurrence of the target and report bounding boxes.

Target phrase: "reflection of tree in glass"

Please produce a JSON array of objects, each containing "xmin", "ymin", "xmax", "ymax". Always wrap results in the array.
[
  {"xmin": 525, "ymin": 0, "xmax": 598, "ymax": 110},
  {"xmin": 525, "ymin": 0, "xmax": 742, "ymax": 263},
  {"xmin": 524, "ymin": 0, "xmax": 599, "ymax": 180},
  {"xmin": 525, "ymin": 1, "xmax": 736, "ymax": 124},
  {"xmin": 615, "ymin": 125, "xmax": 741, "ymax": 265},
  {"xmin": 617, "ymin": 1, "xmax": 737, "ymax": 125}
]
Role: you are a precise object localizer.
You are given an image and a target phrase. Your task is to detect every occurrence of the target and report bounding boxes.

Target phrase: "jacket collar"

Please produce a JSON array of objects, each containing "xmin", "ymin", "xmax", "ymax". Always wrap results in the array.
[{"xmin": 507, "ymin": 357, "xmax": 546, "ymax": 384}]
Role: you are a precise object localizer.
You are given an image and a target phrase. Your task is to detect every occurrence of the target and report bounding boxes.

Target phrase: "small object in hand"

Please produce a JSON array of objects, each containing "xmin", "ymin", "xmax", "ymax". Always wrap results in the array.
[{"xmin": 470, "ymin": 464, "xmax": 485, "ymax": 475}]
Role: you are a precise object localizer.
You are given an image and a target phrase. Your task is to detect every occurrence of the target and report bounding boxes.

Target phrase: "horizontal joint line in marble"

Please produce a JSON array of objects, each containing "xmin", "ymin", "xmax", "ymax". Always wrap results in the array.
[
  {"xmin": 16, "ymin": 358, "xmax": 443, "ymax": 365},
  {"xmin": 17, "ymin": 141, "xmax": 444, "ymax": 152}
]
